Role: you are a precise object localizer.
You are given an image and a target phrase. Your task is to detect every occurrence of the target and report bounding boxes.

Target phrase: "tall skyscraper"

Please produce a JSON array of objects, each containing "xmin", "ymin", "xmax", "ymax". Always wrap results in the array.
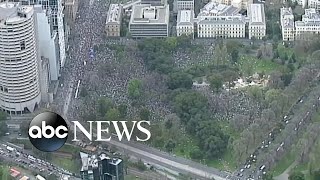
[
  {"xmin": 0, "ymin": 2, "xmax": 41, "ymax": 114},
  {"xmin": 80, "ymin": 152, "xmax": 124, "ymax": 180},
  {"xmin": 5, "ymin": 0, "xmax": 66, "ymax": 68}
]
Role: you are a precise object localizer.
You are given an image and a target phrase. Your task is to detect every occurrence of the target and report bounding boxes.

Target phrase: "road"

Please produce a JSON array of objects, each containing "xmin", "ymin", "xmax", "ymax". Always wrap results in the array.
[{"xmin": 0, "ymin": 142, "xmax": 75, "ymax": 179}]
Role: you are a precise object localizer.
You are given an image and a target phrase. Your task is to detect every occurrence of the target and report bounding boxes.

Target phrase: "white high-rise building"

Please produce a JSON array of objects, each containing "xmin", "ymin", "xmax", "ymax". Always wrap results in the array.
[
  {"xmin": 0, "ymin": 2, "xmax": 41, "ymax": 114},
  {"xmin": 176, "ymin": 10, "xmax": 194, "ymax": 37},
  {"xmin": 295, "ymin": 8, "xmax": 320, "ymax": 40},
  {"xmin": 308, "ymin": 0, "xmax": 320, "ymax": 10},
  {"xmin": 5, "ymin": 0, "xmax": 66, "ymax": 68},
  {"xmin": 248, "ymin": 4, "xmax": 266, "ymax": 39},
  {"xmin": 196, "ymin": 1, "xmax": 245, "ymax": 38},
  {"xmin": 280, "ymin": 7, "xmax": 295, "ymax": 41},
  {"xmin": 174, "ymin": 0, "xmax": 194, "ymax": 13}
]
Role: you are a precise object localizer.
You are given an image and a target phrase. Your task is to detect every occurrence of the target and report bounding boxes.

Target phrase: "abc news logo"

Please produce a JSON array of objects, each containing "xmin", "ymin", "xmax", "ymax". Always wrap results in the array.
[{"xmin": 28, "ymin": 112, "xmax": 151, "ymax": 152}]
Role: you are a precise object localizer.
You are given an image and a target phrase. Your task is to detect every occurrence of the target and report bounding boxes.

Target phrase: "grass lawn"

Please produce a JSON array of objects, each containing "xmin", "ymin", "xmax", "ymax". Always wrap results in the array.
[
  {"xmin": 50, "ymin": 157, "xmax": 81, "ymax": 173},
  {"xmin": 0, "ymin": 165, "xmax": 10, "ymax": 180},
  {"xmin": 206, "ymin": 149, "xmax": 237, "ymax": 172},
  {"xmin": 238, "ymin": 56, "xmax": 282, "ymax": 75},
  {"xmin": 271, "ymin": 150, "xmax": 296, "ymax": 176},
  {"xmin": 58, "ymin": 144, "xmax": 81, "ymax": 154},
  {"xmin": 124, "ymin": 175, "xmax": 139, "ymax": 180}
]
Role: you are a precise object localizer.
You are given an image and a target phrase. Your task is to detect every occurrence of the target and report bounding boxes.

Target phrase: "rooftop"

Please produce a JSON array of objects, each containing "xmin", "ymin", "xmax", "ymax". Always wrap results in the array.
[
  {"xmin": 106, "ymin": 4, "xmax": 122, "ymax": 24},
  {"xmin": 0, "ymin": 2, "xmax": 33, "ymax": 23},
  {"xmin": 248, "ymin": 4, "xmax": 265, "ymax": 25},
  {"xmin": 198, "ymin": 1, "xmax": 240, "ymax": 17},
  {"xmin": 80, "ymin": 152, "xmax": 122, "ymax": 171},
  {"xmin": 130, "ymin": 4, "xmax": 169, "ymax": 24},
  {"xmin": 198, "ymin": 15, "xmax": 246, "ymax": 24},
  {"xmin": 177, "ymin": 10, "xmax": 193, "ymax": 25},
  {"xmin": 280, "ymin": 7, "xmax": 294, "ymax": 28},
  {"xmin": 296, "ymin": 8, "xmax": 320, "ymax": 27}
]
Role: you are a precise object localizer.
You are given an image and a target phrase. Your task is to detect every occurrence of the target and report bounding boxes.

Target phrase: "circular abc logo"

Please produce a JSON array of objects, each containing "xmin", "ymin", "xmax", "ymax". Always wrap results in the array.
[{"xmin": 28, "ymin": 111, "xmax": 68, "ymax": 152}]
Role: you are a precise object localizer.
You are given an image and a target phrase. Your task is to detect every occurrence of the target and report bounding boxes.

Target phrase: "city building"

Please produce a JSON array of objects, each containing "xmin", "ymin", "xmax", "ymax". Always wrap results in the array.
[
  {"xmin": 9, "ymin": 0, "xmax": 66, "ymax": 67},
  {"xmin": 174, "ymin": 0, "xmax": 194, "ymax": 13},
  {"xmin": 129, "ymin": 4, "xmax": 170, "ymax": 37},
  {"xmin": 280, "ymin": 7, "xmax": 295, "ymax": 41},
  {"xmin": 80, "ymin": 152, "xmax": 124, "ymax": 180},
  {"xmin": 248, "ymin": 4, "xmax": 266, "ymax": 39},
  {"xmin": 141, "ymin": 0, "xmax": 165, "ymax": 5},
  {"xmin": 0, "ymin": 2, "xmax": 41, "ymax": 114},
  {"xmin": 197, "ymin": 1, "xmax": 240, "ymax": 17},
  {"xmin": 295, "ymin": 8, "xmax": 320, "ymax": 40},
  {"xmin": 296, "ymin": 0, "xmax": 308, "ymax": 8},
  {"xmin": 308, "ymin": 0, "xmax": 320, "ymax": 10},
  {"xmin": 176, "ymin": 10, "xmax": 194, "ymax": 37},
  {"xmin": 105, "ymin": 4, "xmax": 122, "ymax": 37},
  {"xmin": 33, "ymin": 5, "xmax": 60, "ymax": 81},
  {"xmin": 64, "ymin": 0, "xmax": 79, "ymax": 26},
  {"xmin": 196, "ymin": 2, "xmax": 245, "ymax": 38},
  {"xmin": 197, "ymin": 15, "xmax": 246, "ymax": 38}
]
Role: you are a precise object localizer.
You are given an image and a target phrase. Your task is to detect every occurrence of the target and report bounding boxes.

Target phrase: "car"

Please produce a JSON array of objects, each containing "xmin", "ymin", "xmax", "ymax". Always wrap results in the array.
[
  {"xmin": 285, "ymin": 120, "xmax": 289, "ymax": 124},
  {"xmin": 277, "ymin": 147, "xmax": 281, "ymax": 151},
  {"xmin": 4, "ymin": 132, "xmax": 10, "ymax": 136},
  {"xmin": 240, "ymin": 168, "xmax": 244, "ymax": 172}
]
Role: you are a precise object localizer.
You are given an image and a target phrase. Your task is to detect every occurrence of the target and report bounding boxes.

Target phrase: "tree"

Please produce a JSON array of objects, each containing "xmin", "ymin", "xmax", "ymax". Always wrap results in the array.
[
  {"xmin": 105, "ymin": 108, "xmax": 121, "ymax": 121},
  {"xmin": 139, "ymin": 108, "xmax": 150, "ymax": 121},
  {"xmin": 221, "ymin": 70, "xmax": 238, "ymax": 88},
  {"xmin": 128, "ymin": 79, "xmax": 143, "ymax": 100},
  {"xmin": 263, "ymin": 172, "xmax": 274, "ymax": 180},
  {"xmin": 190, "ymin": 146, "xmax": 203, "ymax": 160},
  {"xmin": 289, "ymin": 171, "xmax": 305, "ymax": 180},
  {"xmin": 165, "ymin": 139, "xmax": 176, "ymax": 152},
  {"xmin": 265, "ymin": 89, "xmax": 282, "ymax": 105},
  {"xmin": 208, "ymin": 74, "xmax": 223, "ymax": 92},
  {"xmin": 117, "ymin": 104, "xmax": 127, "ymax": 118},
  {"xmin": 167, "ymin": 72, "xmax": 193, "ymax": 90},
  {"xmin": 248, "ymin": 86, "xmax": 264, "ymax": 104},
  {"xmin": 0, "ymin": 121, "xmax": 7, "ymax": 136},
  {"xmin": 135, "ymin": 159, "xmax": 147, "ymax": 171},
  {"xmin": 97, "ymin": 97, "xmax": 113, "ymax": 116},
  {"xmin": 173, "ymin": 91, "xmax": 208, "ymax": 123},
  {"xmin": 79, "ymin": 87, "xmax": 88, "ymax": 97},
  {"xmin": 0, "ymin": 112, "xmax": 6, "ymax": 121},
  {"xmin": 230, "ymin": 49, "xmax": 239, "ymax": 63},
  {"xmin": 310, "ymin": 169, "xmax": 320, "ymax": 180}
]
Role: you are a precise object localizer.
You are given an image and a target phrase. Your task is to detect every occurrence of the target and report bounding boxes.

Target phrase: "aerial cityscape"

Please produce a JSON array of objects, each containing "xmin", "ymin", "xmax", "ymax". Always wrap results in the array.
[{"xmin": 0, "ymin": 0, "xmax": 320, "ymax": 179}]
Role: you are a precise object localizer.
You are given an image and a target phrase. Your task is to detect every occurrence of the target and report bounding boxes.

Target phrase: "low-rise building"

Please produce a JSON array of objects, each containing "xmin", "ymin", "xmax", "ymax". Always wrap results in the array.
[
  {"xmin": 280, "ymin": 7, "xmax": 295, "ymax": 41},
  {"xmin": 308, "ymin": 0, "xmax": 320, "ymax": 10},
  {"xmin": 196, "ymin": 1, "xmax": 244, "ymax": 38},
  {"xmin": 248, "ymin": 4, "xmax": 266, "ymax": 39},
  {"xmin": 197, "ymin": 15, "xmax": 246, "ymax": 38},
  {"xmin": 105, "ymin": 4, "xmax": 122, "ymax": 37},
  {"xmin": 176, "ymin": 10, "xmax": 194, "ymax": 37},
  {"xmin": 295, "ymin": 8, "xmax": 320, "ymax": 40},
  {"xmin": 129, "ymin": 4, "xmax": 169, "ymax": 37},
  {"xmin": 174, "ymin": 0, "xmax": 194, "ymax": 12}
]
